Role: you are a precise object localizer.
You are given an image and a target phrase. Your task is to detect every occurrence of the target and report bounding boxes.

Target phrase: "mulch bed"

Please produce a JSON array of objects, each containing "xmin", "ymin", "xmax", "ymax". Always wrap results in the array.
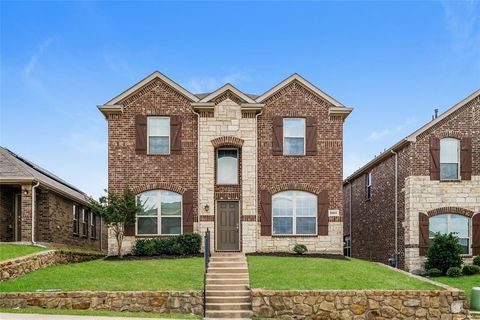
[
  {"xmin": 246, "ymin": 252, "xmax": 348, "ymax": 260},
  {"xmin": 104, "ymin": 253, "xmax": 203, "ymax": 260}
]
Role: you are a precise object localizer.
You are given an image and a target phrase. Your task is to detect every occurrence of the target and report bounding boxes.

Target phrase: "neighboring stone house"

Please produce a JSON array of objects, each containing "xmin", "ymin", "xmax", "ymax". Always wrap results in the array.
[
  {"xmin": 98, "ymin": 71, "xmax": 352, "ymax": 255},
  {"xmin": 0, "ymin": 147, "xmax": 106, "ymax": 250},
  {"xmin": 343, "ymin": 89, "xmax": 480, "ymax": 272}
]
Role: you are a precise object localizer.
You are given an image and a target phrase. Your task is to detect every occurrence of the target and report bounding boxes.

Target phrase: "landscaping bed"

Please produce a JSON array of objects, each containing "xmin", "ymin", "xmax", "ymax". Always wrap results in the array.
[
  {"xmin": 247, "ymin": 252, "xmax": 347, "ymax": 259},
  {"xmin": 247, "ymin": 256, "xmax": 440, "ymax": 290},
  {"xmin": 0, "ymin": 257, "xmax": 204, "ymax": 292},
  {"xmin": 0, "ymin": 244, "xmax": 46, "ymax": 261}
]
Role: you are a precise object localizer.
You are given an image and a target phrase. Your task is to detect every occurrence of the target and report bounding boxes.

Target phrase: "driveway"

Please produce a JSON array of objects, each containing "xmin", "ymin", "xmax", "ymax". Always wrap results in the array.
[{"xmin": 0, "ymin": 313, "xmax": 192, "ymax": 320}]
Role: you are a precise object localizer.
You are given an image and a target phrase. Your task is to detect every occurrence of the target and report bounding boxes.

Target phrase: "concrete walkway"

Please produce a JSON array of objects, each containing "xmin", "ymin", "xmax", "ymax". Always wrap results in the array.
[{"xmin": 0, "ymin": 313, "xmax": 193, "ymax": 320}]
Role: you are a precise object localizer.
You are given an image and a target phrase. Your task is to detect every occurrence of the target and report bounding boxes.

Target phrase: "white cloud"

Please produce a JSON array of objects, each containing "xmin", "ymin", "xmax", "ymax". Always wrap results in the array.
[
  {"xmin": 23, "ymin": 38, "xmax": 53, "ymax": 77},
  {"xmin": 368, "ymin": 117, "xmax": 416, "ymax": 141},
  {"xmin": 184, "ymin": 72, "xmax": 251, "ymax": 93}
]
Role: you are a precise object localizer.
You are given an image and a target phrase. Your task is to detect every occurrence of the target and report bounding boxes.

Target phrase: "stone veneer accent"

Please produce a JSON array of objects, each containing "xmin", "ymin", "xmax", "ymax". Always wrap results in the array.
[
  {"xmin": 0, "ymin": 291, "xmax": 203, "ymax": 315},
  {"xmin": 404, "ymin": 175, "xmax": 480, "ymax": 272},
  {"xmin": 251, "ymin": 289, "xmax": 469, "ymax": 319},
  {"xmin": 197, "ymin": 98, "xmax": 257, "ymax": 253},
  {"xmin": 0, "ymin": 250, "xmax": 103, "ymax": 282}
]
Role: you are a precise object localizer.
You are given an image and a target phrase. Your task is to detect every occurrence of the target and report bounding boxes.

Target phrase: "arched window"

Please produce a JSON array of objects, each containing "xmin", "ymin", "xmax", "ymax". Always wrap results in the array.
[
  {"xmin": 136, "ymin": 190, "xmax": 182, "ymax": 235},
  {"xmin": 429, "ymin": 214, "xmax": 469, "ymax": 254},
  {"xmin": 272, "ymin": 191, "xmax": 317, "ymax": 235},
  {"xmin": 440, "ymin": 138, "xmax": 460, "ymax": 180}
]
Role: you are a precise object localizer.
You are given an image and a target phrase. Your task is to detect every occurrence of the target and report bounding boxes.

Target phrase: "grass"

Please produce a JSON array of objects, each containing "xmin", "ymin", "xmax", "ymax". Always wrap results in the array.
[
  {"xmin": 0, "ymin": 244, "xmax": 46, "ymax": 261},
  {"xmin": 0, "ymin": 258, "xmax": 203, "ymax": 292},
  {"xmin": 247, "ymin": 256, "xmax": 440, "ymax": 290},
  {"xmin": 433, "ymin": 274, "xmax": 480, "ymax": 303},
  {"xmin": 0, "ymin": 308, "xmax": 200, "ymax": 319}
]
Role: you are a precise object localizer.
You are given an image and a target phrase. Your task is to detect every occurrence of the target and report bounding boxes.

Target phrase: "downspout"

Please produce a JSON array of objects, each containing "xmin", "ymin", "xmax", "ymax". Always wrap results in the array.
[
  {"xmin": 391, "ymin": 150, "xmax": 398, "ymax": 267},
  {"xmin": 254, "ymin": 109, "xmax": 264, "ymax": 252},
  {"xmin": 191, "ymin": 106, "xmax": 201, "ymax": 234},
  {"xmin": 344, "ymin": 179, "xmax": 352, "ymax": 256},
  {"xmin": 31, "ymin": 180, "xmax": 40, "ymax": 244}
]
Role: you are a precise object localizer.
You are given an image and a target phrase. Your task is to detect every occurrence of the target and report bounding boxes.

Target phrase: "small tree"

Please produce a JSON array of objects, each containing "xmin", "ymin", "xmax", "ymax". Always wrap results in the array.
[
  {"xmin": 89, "ymin": 186, "xmax": 142, "ymax": 258},
  {"xmin": 425, "ymin": 233, "xmax": 463, "ymax": 275}
]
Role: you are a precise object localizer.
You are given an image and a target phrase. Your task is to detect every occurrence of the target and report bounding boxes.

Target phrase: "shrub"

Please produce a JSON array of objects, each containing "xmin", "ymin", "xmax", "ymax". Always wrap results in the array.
[
  {"xmin": 426, "ymin": 268, "xmax": 443, "ymax": 277},
  {"xmin": 473, "ymin": 256, "xmax": 480, "ymax": 266},
  {"xmin": 446, "ymin": 267, "xmax": 461, "ymax": 277},
  {"xmin": 293, "ymin": 244, "xmax": 308, "ymax": 255},
  {"xmin": 425, "ymin": 233, "xmax": 463, "ymax": 274},
  {"xmin": 462, "ymin": 265, "xmax": 480, "ymax": 276},
  {"xmin": 132, "ymin": 233, "xmax": 201, "ymax": 256}
]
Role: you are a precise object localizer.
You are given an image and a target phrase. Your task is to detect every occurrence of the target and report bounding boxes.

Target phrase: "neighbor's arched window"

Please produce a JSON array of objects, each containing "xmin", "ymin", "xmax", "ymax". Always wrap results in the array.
[
  {"xmin": 136, "ymin": 190, "xmax": 182, "ymax": 235},
  {"xmin": 440, "ymin": 138, "xmax": 460, "ymax": 180},
  {"xmin": 272, "ymin": 191, "xmax": 317, "ymax": 235},
  {"xmin": 429, "ymin": 214, "xmax": 469, "ymax": 254}
]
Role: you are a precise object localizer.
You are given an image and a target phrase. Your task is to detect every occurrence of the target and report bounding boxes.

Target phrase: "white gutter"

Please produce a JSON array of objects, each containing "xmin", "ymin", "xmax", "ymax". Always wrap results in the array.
[
  {"xmin": 254, "ymin": 109, "xmax": 264, "ymax": 252},
  {"xmin": 391, "ymin": 150, "xmax": 398, "ymax": 267},
  {"xmin": 31, "ymin": 181, "xmax": 40, "ymax": 244}
]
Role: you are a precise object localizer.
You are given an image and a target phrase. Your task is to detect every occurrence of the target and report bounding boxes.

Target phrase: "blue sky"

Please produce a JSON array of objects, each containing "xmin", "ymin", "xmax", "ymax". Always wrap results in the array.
[{"xmin": 1, "ymin": 1, "xmax": 479, "ymax": 198}]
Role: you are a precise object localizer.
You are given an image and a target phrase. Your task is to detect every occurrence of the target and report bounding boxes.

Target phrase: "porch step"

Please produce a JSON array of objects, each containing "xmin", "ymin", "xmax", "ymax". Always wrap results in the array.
[{"xmin": 204, "ymin": 253, "xmax": 252, "ymax": 319}]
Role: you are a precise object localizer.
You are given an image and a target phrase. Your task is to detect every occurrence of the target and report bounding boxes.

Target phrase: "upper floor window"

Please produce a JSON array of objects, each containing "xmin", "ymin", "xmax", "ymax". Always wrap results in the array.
[
  {"xmin": 366, "ymin": 172, "xmax": 372, "ymax": 200},
  {"xmin": 284, "ymin": 118, "xmax": 305, "ymax": 155},
  {"xmin": 429, "ymin": 214, "xmax": 469, "ymax": 254},
  {"xmin": 136, "ymin": 190, "xmax": 182, "ymax": 235},
  {"xmin": 272, "ymin": 191, "xmax": 317, "ymax": 235},
  {"xmin": 148, "ymin": 117, "xmax": 170, "ymax": 155},
  {"xmin": 217, "ymin": 149, "xmax": 239, "ymax": 184},
  {"xmin": 440, "ymin": 138, "xmax": 460, "ymax": 180}
]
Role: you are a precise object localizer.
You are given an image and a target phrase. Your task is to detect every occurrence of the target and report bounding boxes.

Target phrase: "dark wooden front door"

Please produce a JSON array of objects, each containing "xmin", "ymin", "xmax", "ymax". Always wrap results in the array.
[{"xmin": 217, "ymin": 201, "xmax": 240, "ymax": 251}]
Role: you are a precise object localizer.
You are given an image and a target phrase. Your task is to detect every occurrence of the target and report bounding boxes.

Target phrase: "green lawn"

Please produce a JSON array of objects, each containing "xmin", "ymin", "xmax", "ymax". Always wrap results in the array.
[
  {"xmin": 434, "ymin": 274, "xmax": 480, "ymax": 303},
  {"xmin": 0, "ymin": 244, "xmax": 46, "ymax": 261},
  {"xmin": 0, "ymin": 308, "xmax": 200, "ymax": 319},
  {"xmin": 0, "ymin": 258, "xmax": 203, "ymax": 292},
  {"xmin": 247, "ymin": 256, "xmax": 440, "ymax": 290}
]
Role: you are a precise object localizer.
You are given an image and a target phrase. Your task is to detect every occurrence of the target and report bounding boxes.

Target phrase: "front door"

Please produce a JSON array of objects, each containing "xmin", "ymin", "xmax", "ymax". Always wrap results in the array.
[{"xmin": 216, "ymin": 201, "xmax": 240, "ymax": 251}]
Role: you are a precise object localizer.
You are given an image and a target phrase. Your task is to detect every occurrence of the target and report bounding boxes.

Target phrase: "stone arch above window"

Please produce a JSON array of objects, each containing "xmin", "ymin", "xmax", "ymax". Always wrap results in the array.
[
  {"xmin": 426, "ymin": 207, "xmax": 475, "ymax": 218},
  {"xmin": 211, "ymin": 136, "xmax": 244, "ymax": 149},
  {"xmin": 436, "ymin": 131, "xmax": 464, "ymax": 140},
  {"xmin": 269, "ymin": 182, "xmax": 321, "ymax": 195},
  {"xmin": 131, "ymin": 182, "xmax": 187, "ymax": 195}
]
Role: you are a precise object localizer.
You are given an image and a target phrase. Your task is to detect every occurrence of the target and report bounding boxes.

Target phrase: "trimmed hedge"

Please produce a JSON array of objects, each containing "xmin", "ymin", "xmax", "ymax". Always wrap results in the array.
[
  {"xmin": 132, "ymin": 233, "xmax": 201, "ymax": 256},
  {"xmin": 426, "ymin": 268, "xmax": 443, "ymax": 277},
  {"xmin": 474, "ymin": 256, "xmax": 480, "ymax": 266},
  {"xmin": 446, "ymin": 267, "xmax": 462, "ymax": 277},
  {"xmin": 462, "ymin": 264, "xmax": 480, "ymax": 276}
]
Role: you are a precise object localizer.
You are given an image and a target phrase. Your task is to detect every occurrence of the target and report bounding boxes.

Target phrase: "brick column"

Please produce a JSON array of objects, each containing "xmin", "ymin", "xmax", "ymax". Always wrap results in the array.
[{"xmin": 20, "ymin": 184, "xmax": 33, "ymax": 242}]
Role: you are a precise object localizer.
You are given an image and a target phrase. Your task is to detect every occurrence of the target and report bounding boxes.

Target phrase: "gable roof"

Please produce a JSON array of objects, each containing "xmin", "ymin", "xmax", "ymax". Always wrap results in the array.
[
  {"xmin": 255, "ymin": 73, "xmax": 345, "ymax": 107},
  {"xmin": 0, "ymin": 147, "xmax": 88, "ymax": 204},
  {"xmin": 344, "ymin": 88, "xmax": 480, "ymax": 183},
  {"xmin": 199, "ymin": 83, "xmax": 257, "ymax": 103}
]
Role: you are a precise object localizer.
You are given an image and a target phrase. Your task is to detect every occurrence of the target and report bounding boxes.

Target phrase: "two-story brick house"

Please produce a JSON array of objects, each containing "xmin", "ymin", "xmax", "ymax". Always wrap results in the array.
[
  {"xmin": 343, "ymin": 89, "xmax": 480, "ymax": 272},
  {"xmin": 98, "ymin": 71, "xmax": 352, "ymax": 255}
]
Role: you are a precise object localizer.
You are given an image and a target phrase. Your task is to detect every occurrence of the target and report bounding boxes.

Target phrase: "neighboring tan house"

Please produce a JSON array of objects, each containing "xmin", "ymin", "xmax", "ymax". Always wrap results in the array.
[
  {"xmin": 98, "ymin": 71, "xmax": 352, "ymax": 255},
  {"xmin": 343, "ymin": 89, "xmax": 480, "ymax": 273},
  {"xmin": 0, "ymin": 147, "xmax": 106, "ymax": 250}
]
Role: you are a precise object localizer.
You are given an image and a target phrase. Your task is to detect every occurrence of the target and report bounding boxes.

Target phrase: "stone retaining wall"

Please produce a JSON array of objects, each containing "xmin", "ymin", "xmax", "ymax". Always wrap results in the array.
[
  {"xmin": 0, "ymin": 291, "xmax": 203, "ymax": 315},
  {"xmin": 252, "ymin": 289, "xmax": 469, "ymax": 319},
  {"xmin": 0, "ymin": 250, "xmax": 103, "ymax": 282}
]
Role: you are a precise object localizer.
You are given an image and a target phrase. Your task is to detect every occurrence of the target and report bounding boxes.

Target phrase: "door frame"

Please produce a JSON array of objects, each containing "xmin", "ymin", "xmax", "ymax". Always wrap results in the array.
[
  {"xmin": 215, "ymin": 200, "xmax": 241, "ymax": 252},
  {"xmin": 14, "ymin": 193, "xmax": 21, "ymax": 241}
]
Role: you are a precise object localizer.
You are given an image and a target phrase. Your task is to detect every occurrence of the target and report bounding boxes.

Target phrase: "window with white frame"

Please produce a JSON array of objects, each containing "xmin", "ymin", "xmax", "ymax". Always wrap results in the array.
[
  {"xmin": 272, "ymin": 191, "xmax": 317, "ymax": 235},
  {"xmin": 147, "ymin": 117, "xmax": 170, "ymax": 155},
  {"xmin": 366, "ymin": 172, "xmax": 372, "ymax": 200},
  {"xmin": 440, "ymin": 138, "xmax": 460, "ymax": 180},
  {"xmin": 284, "ymin": 118, "xmax": 305, "ymax": 155},
  {"xmin": 429, "ymin": 214, "xmax": 469, "ymax": 254},
  {"xmin": 72, "ymin": 205, "xmax": 78, "ymax": 235},
  {"xmin": 217, "ymin": 149, "xmax": 239, "ymax": 184},
  {"xmin": 136, "ymin": 190, "xmax": 182, "ymax": 235}
]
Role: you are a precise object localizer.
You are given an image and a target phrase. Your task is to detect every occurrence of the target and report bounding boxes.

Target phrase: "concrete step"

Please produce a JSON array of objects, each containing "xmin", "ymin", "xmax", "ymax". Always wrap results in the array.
[
  {"xmin": 208, "ymin": 267, "xmax": 248, "ymax": 274},
  {"xmin": 206, "ymin": 296, "xmax": 251, "ymax": 304},
  {"xmin": 206, "ymin": 302, "xmax": 252, "ymax": 311},
  {"xmin": 206, "ymin": 284, "xmax": 249, "ymax": 291},
  {"xmin": 206, "ymin": 290, "xmax": 251, "ymax": 297},
  {"xmin": 206, "ymin": 278, "xmax": 250, "ymax": 285},
  {"xmin": 206, "ymin": 273, "xmax": 249, "ymax": 279},
  {"xmin": 205, "ymin": 310, "xmax": 253, "ymax": 318},
  {"xmin": 209, "ymin": 256, "xmax": 246, "ymax": 262},
  {"xmin": 209, "ymin": 262, "xmax": 247, "ymax": 268},
  {"xmin": 211, "ymin": 252, "xmax": 244, "ymax": 256}
]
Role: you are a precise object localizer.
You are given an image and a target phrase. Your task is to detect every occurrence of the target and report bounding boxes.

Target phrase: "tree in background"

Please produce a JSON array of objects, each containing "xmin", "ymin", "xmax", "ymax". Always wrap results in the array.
[
  {"xmin": 425, "ymin": 233, "xmax": 463, "ymax": 275},
  {"xmin": 89, "ymin": 186, "xmax": 142, "ymax": 258}
]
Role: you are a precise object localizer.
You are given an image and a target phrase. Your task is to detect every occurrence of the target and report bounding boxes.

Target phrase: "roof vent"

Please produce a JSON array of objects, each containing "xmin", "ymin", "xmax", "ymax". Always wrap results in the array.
[{"xmin": 432, "ymin": 108, "xmax": 439, "ymax": 120}]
